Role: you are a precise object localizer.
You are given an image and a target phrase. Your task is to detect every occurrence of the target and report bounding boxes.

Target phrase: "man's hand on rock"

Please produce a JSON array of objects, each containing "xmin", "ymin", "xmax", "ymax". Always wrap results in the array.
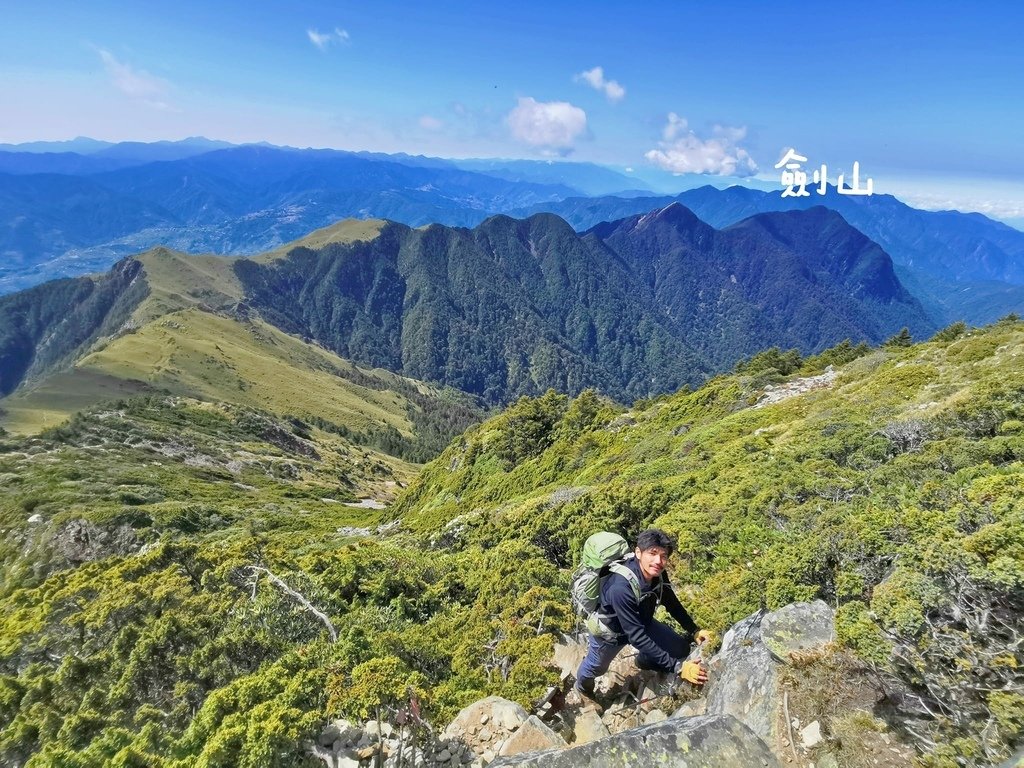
[
  {"xmin": 680, "ymin": 660, "xmax": 708, "ymax": 686},
  {"xmin": 695, "ymin": 629, "xmax": 716, "ymax": 647}
]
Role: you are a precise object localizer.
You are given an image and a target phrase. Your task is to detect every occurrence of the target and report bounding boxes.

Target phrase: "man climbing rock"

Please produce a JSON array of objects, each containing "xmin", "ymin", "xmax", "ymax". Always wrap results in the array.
[{"xmin": 569, "ymin": 528, "xmax": 711, "ymax": 709}]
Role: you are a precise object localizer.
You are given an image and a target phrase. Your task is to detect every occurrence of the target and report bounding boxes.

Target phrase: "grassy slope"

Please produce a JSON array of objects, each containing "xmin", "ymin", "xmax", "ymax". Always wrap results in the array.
[
  {"xmin": 80, "ymin": 309, "xmax": 419, "ymax": 434},
  {"xmin": 0, "ymin": 220, "xmax": 460, "ymax": 439},
  {"xmin": 256, "ymin": 219, "xmax": 386, "ymax": 263},
  {"xmin": 384, "ymin": 320, "xmax": 1024, "ymax": 757},
  {"xmin": 0, "ymin": 323, "xmax": 1020, "ymax": 765},
  {"xmin": 395, "ymin": 323, "xmax": 1024, "ymax": 541}
]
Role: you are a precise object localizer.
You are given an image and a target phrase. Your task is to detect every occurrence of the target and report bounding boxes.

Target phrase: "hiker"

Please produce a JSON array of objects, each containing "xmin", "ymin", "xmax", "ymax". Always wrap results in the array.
[{"xmin": 570, "ymin": 528, "xmax": 711, "ymax": 705}]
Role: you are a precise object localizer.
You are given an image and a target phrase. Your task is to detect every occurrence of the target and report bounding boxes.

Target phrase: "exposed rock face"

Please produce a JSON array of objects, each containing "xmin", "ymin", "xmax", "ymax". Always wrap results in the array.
[
  {"xmin": 703, "ymin": 611, "xmax": 779, "ymax": 746},
  {"xmin": 443, "ymin": 696, "xmax": 531, "ymax": 751},
  {"xmin": 488, "ymin": 715, "xmax": 780, "ymax": 767},
  {"xmin": 496, "ymin": 716, "xmax": 566, "ymax": 757},
  {"xmin": 697, "ymin": 602, "xmax": 837, "ymax": 756},
  {"xmin": 53, "ymin": 518, "xmax": 140, "ymax": 563},
  {"xmin": 571, "ymin": 710, "xmax": 609, "ymax": 745},
  {"xmin": 760, "ymin": 600, "xmax": 836, "ymax": 663},
  {"xmin": 446, "ymin": 696, "xmax": 531, "ymax": 736},
  {"xmin": 310, "ymin": 601, "xmax": 845, "ymax": 767}
]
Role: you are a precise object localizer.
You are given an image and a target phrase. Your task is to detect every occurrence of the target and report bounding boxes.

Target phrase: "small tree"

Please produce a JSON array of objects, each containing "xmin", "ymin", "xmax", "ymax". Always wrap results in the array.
[{"xmin": 883, "ymin": 327, "xmax": 913, "ymax": 348}]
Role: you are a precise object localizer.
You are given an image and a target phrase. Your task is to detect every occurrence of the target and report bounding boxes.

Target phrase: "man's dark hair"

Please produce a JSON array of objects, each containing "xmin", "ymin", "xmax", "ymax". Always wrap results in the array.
[{"xmin": 636, "ymin": 528, "xmax": 675, "ymax": 555}]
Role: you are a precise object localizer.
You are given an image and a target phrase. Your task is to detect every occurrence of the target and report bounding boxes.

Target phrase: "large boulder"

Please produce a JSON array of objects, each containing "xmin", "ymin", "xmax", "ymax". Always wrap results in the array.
[
  {"xmin": 760, "ymin": 600, "xmax": 835, "ymax": 663},
  {"xmin": 702, "ymin": 610, "xmax": 780, "ymax": 746},
  {"xmin": 444, "ymin": 696, "xmax": 530, "ymax": 738},
  {"xmin": 489, "ymin": 715, "xmax": 779, "ymax": 767},
  {"xmin": 572, "ymin": 710, "xmax": 609, "ymax": 745},
  {"xmin": 695, "ymin": 602, "xmax": 838, "ymax": 756}
]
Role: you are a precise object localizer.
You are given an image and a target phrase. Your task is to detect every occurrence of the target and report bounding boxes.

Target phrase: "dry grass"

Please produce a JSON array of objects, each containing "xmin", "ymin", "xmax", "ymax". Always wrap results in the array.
[{"xmin": 256, "ymin": 218, "xmax": 386, "ymax": 263}]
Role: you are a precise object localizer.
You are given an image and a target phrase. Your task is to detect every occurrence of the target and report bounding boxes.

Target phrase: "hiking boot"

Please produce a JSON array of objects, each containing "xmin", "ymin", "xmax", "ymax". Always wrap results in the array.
[{"xmin": 565, "ymin": 684, "xmax": 604, "ymax": 714}]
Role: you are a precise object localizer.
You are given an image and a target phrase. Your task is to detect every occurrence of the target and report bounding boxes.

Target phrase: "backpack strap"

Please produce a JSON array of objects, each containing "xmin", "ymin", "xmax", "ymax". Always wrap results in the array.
[{"xmin": 607, "ymin": 561, "xmax": 642, "ymax": 603}]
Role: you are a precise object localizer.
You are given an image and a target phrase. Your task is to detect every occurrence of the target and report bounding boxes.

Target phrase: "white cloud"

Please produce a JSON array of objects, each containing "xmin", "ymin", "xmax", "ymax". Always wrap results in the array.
[
  {"xmin": 662, "ymin": 112, "xmax": 688, "ymax": 141},
  {"xmin": 894, "ymin": 190, "xmax": 1024, "ymax": 220},
  {"xmin": 575, "ymin": 66, "xmax": 625, "ymax": 103},
  {"xmin": 308, "ymin": 27, "xmax": 350, "ymax": 50},
  {"xmin": 418, "ymin": 115, "xmax": 443, "ymax": 131},
  {"xmin": 506, "ymin": 97, "xmax": 587, "ymax": 155},
  {"xmin": 645, "ymin": 112, "xmax": 757, "ymax": 176},
  {"xmin": 96, "ymin": 48, "xmax": 174, "ymax": 111}
]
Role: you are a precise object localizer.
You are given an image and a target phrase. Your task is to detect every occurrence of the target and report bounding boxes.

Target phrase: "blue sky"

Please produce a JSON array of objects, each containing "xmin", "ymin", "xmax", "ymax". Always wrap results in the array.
[{"xmin": 2, "ymin": 1, "xmax": 1023, "ymax": 221}]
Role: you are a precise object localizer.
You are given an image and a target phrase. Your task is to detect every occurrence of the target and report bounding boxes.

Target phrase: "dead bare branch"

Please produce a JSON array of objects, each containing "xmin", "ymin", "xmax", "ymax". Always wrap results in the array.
[{"xmin": 243, "ymin": 565, "xmax": 337, "ymax": 643}]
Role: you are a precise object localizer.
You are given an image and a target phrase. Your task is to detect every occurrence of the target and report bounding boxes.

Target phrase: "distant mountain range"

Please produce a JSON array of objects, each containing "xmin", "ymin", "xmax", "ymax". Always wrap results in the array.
[
  {"xmin": 1, "ymin": 206, "xmax": 932, "ymax": 412},
  {"xmin": 0, "ymin": 143, "xmax": 635, "ymax": 294},
  {"xmin": 1, "ymin": 139, "xmax": 1021, "ymax": 327},
  {"xmin": 511, "ymin": 186, "xmax": 1024, "ymax": 324}
]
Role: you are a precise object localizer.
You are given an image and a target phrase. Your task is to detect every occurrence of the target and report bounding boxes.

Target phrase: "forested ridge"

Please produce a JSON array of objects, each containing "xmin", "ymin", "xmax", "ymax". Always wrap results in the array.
[
  {"xmin": 0, "ymin": 319, "xmax": 1021, "ymax": 766},
  {"xmin": 236, "ymin": 205, "xmax": 933, "ymax": 404}
]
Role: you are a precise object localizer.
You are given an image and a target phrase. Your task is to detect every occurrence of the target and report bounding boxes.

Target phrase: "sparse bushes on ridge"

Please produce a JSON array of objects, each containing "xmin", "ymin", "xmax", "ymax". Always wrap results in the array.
[{"xmin": 1, "ymin": 321, "xmax": 1023, "ymax": 764}]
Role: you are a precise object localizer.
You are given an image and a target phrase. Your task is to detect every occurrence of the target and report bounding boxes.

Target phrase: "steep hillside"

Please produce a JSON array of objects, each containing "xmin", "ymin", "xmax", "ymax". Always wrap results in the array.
[
  {"xmin": 587, "ymin": 204, "xmax": 931, "ymax": 368},
  {"xmin": 515, "ymin": 186, "xmax": 1024, "ymax": 325},
  {"xmin": 391, "ymin": 318, "xmax": 1024, "ymax": 761},
  {"xmin": 0, "ymin": 258, "xmax": 148, "ymax": 398},
  {"xmin": 1, "ymin": 207, "xmax": 934, "ymax": 415},
  {"xmin": 235, "ymin": 207, "xmax": 930, "ymax": 403},
  {"xmin": 0, "ymin": 321, "xmax": 1019, "ymax": 765},
  {"xmin": 0, "ymin": 234, "xmax": 483, "ymax": 461}
]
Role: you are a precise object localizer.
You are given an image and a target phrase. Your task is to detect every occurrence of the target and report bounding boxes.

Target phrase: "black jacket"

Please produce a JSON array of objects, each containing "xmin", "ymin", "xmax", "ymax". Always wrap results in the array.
[{"xmin": 600, "ymin": 557, "xmax": 699, "ymax": 670}]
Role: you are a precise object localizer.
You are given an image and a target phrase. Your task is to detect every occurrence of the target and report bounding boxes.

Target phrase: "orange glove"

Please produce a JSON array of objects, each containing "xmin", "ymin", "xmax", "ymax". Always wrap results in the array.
[
  {"xmin": 680, "ymin": 660, "xmax": 708, "ymax": 685},
  {"xmin": 695, "ymin": 629, "xmax": 716, "ymax": 647}
]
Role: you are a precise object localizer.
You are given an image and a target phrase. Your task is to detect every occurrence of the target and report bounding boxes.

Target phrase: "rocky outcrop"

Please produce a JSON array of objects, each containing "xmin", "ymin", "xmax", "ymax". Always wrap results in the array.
[
  {"xmin": 754, "ymin": 367, "xmax": 837, "ymax": 409},
  {"xmin": 53, "ymin": 518, "xmax": 140, "ymax": 563},
  {"xmin": 702, "ymin": 609, "xmax": 779, "ymax": 745},
  {"xmin": 442, "ymin": 696, "xmax": 539, "ymax": 762},
  {"xmin": 311, "ymin": 599, "xmax": 902, "ymax": 768},
  {"xmin": 760, "ymin": 599, "xmax": 836, "ymax": 662},
  {"xmin": 488, "ymin": 715, "xmax": 779, "ymax": 767},
  {"xmin": 683, "ymin": 600, "xmax": 852, "ymax": 766},
  {"xmin": 496, "ymin": 716, "xmax": 565, "ymax": 758},
  {"xmin": 312, "ymin": 697, "xmax": 566, "ymax": 768}
]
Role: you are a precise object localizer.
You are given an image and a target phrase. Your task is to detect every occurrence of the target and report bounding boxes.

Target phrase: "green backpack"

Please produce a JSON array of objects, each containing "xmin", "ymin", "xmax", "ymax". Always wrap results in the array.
[{"xmin": 570, "ymin": 532, "xmax": 642, "ymax": 639}]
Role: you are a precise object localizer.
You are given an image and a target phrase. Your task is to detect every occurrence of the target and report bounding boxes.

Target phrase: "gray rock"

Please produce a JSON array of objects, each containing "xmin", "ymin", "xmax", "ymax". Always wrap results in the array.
[
  {"xmin": 718, "ymin": 609, "xmax": 766, "ymax": 654},
  {"xmin": 53, "ymin": 518, "xmax": 140, "ymax": 563},
  {"xmin": 318, "ymin": 723, "xmax": 341, "ymax": 746},
  {"xmin": 551, "ymin": 637, "xmax": 587, "ymax": 681},
  {"xmin": 800, "ymin": 720, "xmax": 823, "ymax": 749},
  {"xmin": 671, "ymin": 697, "xmax": 707, "ymax": 718},
  {"xmin": 642, "ymin": 709, "xmax": 668, "ymax": 725},
  {"xmin": 760, "ymin": 600, "xmax": 835, "ymax": 663},
  {"xmin": 704, "ymin": 610, "xmax": 779, "ymax": 746},
  {"xmin": 489, "ymin": 715, "xmax": 779, "ymax": 767},
  {"xmin": 331, "ymin": 718, "xmax": 361, "ymax": 746}
]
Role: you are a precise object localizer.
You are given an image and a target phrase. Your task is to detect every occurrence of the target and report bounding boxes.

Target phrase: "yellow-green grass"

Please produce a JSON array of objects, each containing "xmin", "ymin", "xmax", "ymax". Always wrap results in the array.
[
  {"xmin": 78, "ymin": 308, "xmax": 418, "ymax": 432},
  {"xmin": 2, "ymin": 307, "xmax": 434, "ymax": 439},
  {"xmin": 128, "ymin": 220, "xmax": 385, "ymax": 321},
  {"xmin": 256, "ymin": 218, "xmax": 386, "ymax": 263},
  {"xmin": 1, "ymin": 218, "xmax": 403, "ymax": 437},
  {"xmin": 0, "ymin": 369, "xmax": 152, "ymax": 434},
  {"xmin": 128, "ymin": 247, "xmax": 245, "ymax": 324}
]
